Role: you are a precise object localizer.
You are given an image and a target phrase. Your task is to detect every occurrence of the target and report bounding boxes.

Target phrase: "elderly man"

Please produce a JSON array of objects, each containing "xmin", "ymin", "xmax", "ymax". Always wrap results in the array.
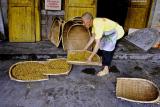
[{"xmin": 82, "ymin": 12, "xmax": 124, "ymax": 76}]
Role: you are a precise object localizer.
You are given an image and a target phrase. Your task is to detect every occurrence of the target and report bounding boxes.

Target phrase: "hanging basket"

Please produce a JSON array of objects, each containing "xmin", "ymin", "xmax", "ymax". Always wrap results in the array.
[
  {"xmin": 116, "ymin": 78, "xmax": 160, "ymax": 103},
  {"xmin": 49, "ymin": 17, "xmax": 63, "ymax": 47},
  {"xmin": 67, "ymin": 50, "xmax": 101, "ymax": 66}
]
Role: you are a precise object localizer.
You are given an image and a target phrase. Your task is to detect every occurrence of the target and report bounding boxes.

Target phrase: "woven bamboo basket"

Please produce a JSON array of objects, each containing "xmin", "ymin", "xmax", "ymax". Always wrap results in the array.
[
  {"xmin": 9, "ymin": 58, "xmax": 72, "ymax": 82},
  {"xmin": 116, "ymin": 78, "xmax": 160, "ymax": 103},
  {"xmin": 49, "ymin": 17, "xmax": 62, "ymax": 47},
  {"xmin": 62, "ymin": 20, "xmax": 75, "ymax": 51},
  {"xmin": 66, "ymin": 24, "xmax": 91, "ymax": 50},
  {"xmin": 67, "ymin": 50, "xmax": 101, "ymax": 66},
  {"xmin": 62, "ymin": 17, "xmax": 83, "ymax": 51},
  {"xmin": 9, "ymin": 61, "xmax": 49, "ymax": 82}
]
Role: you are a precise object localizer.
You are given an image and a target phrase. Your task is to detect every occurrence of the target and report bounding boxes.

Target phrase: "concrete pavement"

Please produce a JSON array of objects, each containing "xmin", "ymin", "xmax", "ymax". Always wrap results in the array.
[
  {"xmin": 0, "ymin": 40, "xmax": 160, "ymax": 107},
  {"xmin": 0, "ymin": 59, "xmax": 159, "ymax": 107}
]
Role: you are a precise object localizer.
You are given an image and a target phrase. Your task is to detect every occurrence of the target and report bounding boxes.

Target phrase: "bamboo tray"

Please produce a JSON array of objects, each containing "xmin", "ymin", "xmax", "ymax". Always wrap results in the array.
[
  {"xmin": 9, "ymin": 58, "xmax": 72, "ymax": 82},
  {"xmin": 67, "ymin": 50, "xmax": 101, "ymax": 66},
  {"xmin": 9, "ymin": 61, "xmax": 49, "ymax": 82},
  {"xmin": 116, "ymin": 78, "xmax": 160, "ymax": 103}
]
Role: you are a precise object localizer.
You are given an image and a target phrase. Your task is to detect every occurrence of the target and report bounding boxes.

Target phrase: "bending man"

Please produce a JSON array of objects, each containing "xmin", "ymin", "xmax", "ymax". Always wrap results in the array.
[{"xmin": 82, "ymin": 12, "xmax": 124, "ymax": 76}]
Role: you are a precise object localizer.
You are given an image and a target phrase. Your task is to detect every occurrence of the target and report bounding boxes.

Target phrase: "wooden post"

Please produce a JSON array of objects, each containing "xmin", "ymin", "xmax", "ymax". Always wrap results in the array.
[{"xmin": 0, "ymin": 3, "xmax": 5, "ymax": 40}]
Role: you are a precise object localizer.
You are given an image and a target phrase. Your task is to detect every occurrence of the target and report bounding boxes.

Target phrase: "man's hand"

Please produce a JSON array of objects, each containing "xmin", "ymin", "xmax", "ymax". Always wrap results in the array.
[{"xmin": 87, "ymin": 55, "xmax": 92, "ymax": 62}]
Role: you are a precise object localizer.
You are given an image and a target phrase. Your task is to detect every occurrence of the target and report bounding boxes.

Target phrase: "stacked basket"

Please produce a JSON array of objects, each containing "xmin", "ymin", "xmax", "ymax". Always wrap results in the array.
[{"xmin": 49, "ymin": 17, "xmax": 91, "ymax": 51}]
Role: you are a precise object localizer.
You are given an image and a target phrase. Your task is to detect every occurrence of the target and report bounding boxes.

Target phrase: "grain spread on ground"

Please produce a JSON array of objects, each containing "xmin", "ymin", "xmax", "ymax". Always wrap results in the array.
[
  {"xmin": 44, "ymin": 59, "xmax": 72, "ymax": 75},
  {"xmin": 67, "ymin": 50, "xmax": 100, "ymax": 62},
  {"xmin": 11, "ymin": 62, "xmax": 48, "ymax": 81},
  {"xmin": 10, "ymin": 59, "xmax": 72, "ymax": 82}
]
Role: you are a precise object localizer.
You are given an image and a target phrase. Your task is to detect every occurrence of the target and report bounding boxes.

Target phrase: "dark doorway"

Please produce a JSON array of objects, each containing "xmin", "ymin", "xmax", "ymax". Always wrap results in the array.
[{"xmin": 97, "ymin": 0, "xmax": 129, "ymax": 26}]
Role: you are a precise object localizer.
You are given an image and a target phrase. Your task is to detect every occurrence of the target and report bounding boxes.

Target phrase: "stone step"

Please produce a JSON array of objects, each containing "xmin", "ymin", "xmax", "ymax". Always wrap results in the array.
[
  {"xmin": 0, "ymin": 41, "xmax": 159, "ymax": 61},
  {"xmin": 0, "ymin": 51, "xmax": 159, "ymax": 61}
]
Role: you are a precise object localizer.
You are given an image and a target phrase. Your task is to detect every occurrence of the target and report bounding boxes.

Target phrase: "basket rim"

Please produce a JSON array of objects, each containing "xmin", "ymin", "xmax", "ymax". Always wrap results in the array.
[
  {"xmin": 116, "ymin": 77, "xmax": 160, "ymax": 103},
  {"xmin": 67, "ymin": 60, "xmax": 101, "ymax": 66}
]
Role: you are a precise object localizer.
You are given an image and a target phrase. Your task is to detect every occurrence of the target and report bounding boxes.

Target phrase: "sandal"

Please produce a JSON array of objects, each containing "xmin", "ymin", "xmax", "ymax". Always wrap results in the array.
[{"xmin": 97, "ymin": 70, "xmax": 109, "ymax": 76}]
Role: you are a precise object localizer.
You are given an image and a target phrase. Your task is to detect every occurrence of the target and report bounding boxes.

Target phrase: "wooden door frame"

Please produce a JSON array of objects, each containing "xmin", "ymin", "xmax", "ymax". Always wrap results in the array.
[{"xmin": 147, "ymin": 0, "xmax": 157, "ymax": 27}]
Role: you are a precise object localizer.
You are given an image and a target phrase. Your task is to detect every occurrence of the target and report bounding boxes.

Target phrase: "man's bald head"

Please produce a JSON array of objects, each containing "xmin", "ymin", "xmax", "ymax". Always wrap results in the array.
[
  {"xmin": 81, "ymin": 12, "xmax": 93, "ymax": 20},
  {"xmin": 81, "ymin": 12, "xmax": 93, "ymax": 28}
]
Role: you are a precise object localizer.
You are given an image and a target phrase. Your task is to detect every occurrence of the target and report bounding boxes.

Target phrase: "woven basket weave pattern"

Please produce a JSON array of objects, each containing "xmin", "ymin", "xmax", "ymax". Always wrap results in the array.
[{"xmin": 116, "ymin": 78, "xmax": 160, "ymax": 103}]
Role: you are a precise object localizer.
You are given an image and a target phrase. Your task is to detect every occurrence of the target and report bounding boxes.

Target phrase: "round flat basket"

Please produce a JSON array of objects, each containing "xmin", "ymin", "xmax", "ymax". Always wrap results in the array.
[
  {"xmin": 9, "ymin": 59, "xmax": 72, "ymax": 82},
  {"xmin": 9, "ymin": 61, "xmax": 49, "ymax": 82},
  {"xmin": 67, "ymin": 50, "xmax": 101, "ymax": 66},
  {"xmin": 66, "ymin": 24, "xmax": 91, "ymax": 50},
  {"xmin": 49, "ymin": 17, "xmax": 62, "ymax": 47},
  {"xmin": 116, "ymin": 78, "xmax": 160, "ymax": 103}
]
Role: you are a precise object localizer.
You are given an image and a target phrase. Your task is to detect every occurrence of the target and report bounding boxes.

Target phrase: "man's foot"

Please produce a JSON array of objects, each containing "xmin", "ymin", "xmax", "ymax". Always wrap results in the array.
[{"xmin": 97, "ymin": 70, "xmax": 109, "ymax": 76}]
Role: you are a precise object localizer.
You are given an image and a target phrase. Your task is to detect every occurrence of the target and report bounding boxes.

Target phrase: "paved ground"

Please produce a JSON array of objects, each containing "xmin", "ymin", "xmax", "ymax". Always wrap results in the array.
[
  {"xmin": 0, "ymin": 40, "xmax": 160, "ymax": 107},
  {"xmin": 0, "ymin": 59, "xmax": 160, "ymax": 107}
]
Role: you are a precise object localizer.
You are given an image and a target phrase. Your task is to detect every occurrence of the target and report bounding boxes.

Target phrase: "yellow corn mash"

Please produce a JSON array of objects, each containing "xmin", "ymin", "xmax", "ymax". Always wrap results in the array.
[
  {"xmin": 10, "ymin": 59, "xmax": 72, "ymax": 81},
  {"xmin": 11, "ymin": 62, "xmax": 48, "ymax": 81},
  {"xmin": 44, "ymin": 59, "xmax": 72, "ymax": 75},
  {"xmin": 67, "ymin": 50, "xmax": 100, "ymax": 62}
]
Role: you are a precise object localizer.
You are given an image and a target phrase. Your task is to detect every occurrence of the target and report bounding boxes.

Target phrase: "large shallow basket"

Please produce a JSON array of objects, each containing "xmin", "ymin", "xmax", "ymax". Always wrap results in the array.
[
  {"xmin": 67, "ymin": 50, "xmax": 101, "ymax": 66},
  {"xmin": 62, "ymin": 17, "xmax": 90, "ymax": 51},
  {"xmin": 49, "ymin": 17, "xmax": 62, "ymax": 47},
  {"xmin": 9, "ymin": 58, "xmax": 72, "ymax": 82},
  {"xmin": 66, "ymin": 24, "xmax": 91, "ymax": 50},
  {"xmin": 116, "ymin": 78, "xmax": 160, "ymax": 103},
  {"xmin": 9, "ymin": 61, "xmax": 49, "ymax": 82}
]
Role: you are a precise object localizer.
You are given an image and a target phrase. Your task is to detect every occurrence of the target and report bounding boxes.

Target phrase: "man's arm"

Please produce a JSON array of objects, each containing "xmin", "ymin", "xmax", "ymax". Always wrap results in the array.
[
  {"xmin": 84, "ymin": 33, "xmax": 95, "ymax": 50},
  {"xmin": 88, "ymin": 38, "xmax": 100, "ymax": 61}
]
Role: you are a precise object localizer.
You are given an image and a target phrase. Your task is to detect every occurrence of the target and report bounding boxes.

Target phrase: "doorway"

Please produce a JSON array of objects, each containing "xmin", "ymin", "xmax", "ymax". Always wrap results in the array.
[{"xmin": 97, "ymin": 0, "xmax": 129, "ymax": 26}]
